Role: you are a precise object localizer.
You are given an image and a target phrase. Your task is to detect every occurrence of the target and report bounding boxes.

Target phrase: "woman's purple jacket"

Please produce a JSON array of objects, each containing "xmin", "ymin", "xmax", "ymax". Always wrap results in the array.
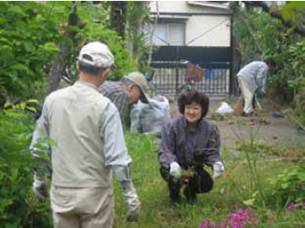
[{"xmin": 159, "ymin": 116, "xmax": 221, "ymax": 170}]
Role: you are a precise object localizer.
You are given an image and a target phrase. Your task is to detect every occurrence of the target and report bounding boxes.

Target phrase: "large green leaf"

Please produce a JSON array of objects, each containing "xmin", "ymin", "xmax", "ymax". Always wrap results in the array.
[{"xmin": 282, "ymin": 2, "xmax": 305, "ymax": 21}]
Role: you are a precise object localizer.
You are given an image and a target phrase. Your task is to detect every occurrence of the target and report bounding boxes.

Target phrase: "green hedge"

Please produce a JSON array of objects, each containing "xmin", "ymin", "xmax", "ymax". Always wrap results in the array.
[{"xmin": 0, "ymin": 109, "xmax": 52, "ymax": 227}]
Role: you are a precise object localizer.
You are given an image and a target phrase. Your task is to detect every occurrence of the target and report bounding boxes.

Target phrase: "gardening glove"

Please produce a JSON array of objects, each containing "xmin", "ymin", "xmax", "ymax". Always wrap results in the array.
[
  {"xmin": 32, "ymin": 174, "xmax": 48, "ymax": 200},
  {"xmin": 122, "ymin": 180, "xmax": 141, "ymax": 222},
  {"xmin": 112, "ymin": 165, "xmax": 140, "ymax": 222},
  {"xmin": 169, "ymin": 162, "xmax": 182, "ymax": 181},
  {"xmin": 256, "ymin": 88, "xmax": 265, "ymax": 98},
  {"xmin": 212, "ymin": 161, "xmax": 224, "ymax": 179}
]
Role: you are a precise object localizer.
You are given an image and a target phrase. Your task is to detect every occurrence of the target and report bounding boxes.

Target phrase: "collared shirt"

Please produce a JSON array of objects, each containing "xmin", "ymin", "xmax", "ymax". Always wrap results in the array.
[
  {"xmin": 30, "ymin": 80, "xmax": 131, "ymax": 187},
  {"xmin": 98, "ymin": 81, "xmax": 130, "ymax": 129},
  {"xmin": 237, "ymin": 61, "xmax": 269, "ymax": 93},
  {"xmin": 159, "ymin": 117, "xmax": 221, "ymax": 169}
]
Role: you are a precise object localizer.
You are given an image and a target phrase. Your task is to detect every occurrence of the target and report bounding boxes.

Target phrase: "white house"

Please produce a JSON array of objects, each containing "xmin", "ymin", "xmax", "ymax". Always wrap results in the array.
[
  {"xmin": 149, "ymin": 1, "xmax": 231, "ymax": 47},
  {"xmin": 147, "ymin": 1, "xmax": 233, "ymax": 97}
]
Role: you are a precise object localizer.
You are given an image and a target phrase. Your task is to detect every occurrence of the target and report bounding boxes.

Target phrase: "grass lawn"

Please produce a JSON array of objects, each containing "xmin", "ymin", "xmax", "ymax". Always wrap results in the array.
[{"xmin": 113, "ymin": 133, "xmax": 305, "ymax": 228}]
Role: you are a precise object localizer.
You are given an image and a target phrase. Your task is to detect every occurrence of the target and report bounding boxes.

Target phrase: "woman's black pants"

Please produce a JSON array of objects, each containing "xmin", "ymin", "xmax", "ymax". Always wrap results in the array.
[{"xmin": 160, "ymin": 166, "xmax": 213, "ymax": 202}]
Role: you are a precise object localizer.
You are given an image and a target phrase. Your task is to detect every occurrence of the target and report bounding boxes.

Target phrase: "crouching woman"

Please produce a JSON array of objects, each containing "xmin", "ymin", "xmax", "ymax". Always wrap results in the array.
[{"xmin": 159, "ymin": 91, "xmax": 224, "ymax": 204}]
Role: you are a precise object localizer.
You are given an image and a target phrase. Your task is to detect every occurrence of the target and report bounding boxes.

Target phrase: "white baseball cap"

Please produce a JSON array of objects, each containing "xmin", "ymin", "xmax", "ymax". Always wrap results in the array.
[{"xmin": 78, "ymin": 41, "xmax": 114, "ymax": 68}]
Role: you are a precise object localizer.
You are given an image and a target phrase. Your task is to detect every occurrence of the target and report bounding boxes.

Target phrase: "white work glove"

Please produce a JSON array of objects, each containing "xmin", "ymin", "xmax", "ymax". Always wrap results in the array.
[
  {"xmin": 122, "ymin": 181, "xmax": 141, "ymax": 222},
  {"xmin": 169, "ymin": 162, "xmax": 182, "ymax": 181},
  {"xmin": 32, "ymin": 174, "xmax": 48, "ymax": 200},
  {"xmin": 213, "ymin": 161, "xmax": 225, "ymax": 179}
]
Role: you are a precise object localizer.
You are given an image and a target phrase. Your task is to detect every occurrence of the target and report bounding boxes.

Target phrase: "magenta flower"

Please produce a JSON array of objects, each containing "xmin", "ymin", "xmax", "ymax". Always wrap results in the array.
[
  {"xmin": 199, "ymin": 208, "xmax": 258, "ymax": 228},
  {"xmin": 219, "ymin": 221, "xmax": 228, "ymax": 228},
  {"xmin": 287, "ymin": 202, "xmax": 296, "ymax": 212},
  {"xmin": 227, "ymin": 208, "xmax": 258, "ymax": 228},
  {"xmin": 200, "ymin": 220, "xmax": 216, "ymax": 228}
]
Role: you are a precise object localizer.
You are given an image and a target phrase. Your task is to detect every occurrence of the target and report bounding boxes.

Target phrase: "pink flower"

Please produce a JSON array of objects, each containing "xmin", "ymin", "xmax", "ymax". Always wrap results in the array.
[
  {"xmin": 287, "ymin": 202, "xmax": 296, "ymax": 212},
  {"xmin": 200, "ymin": 220, "xmax": 216, "ymax": 228},
  {"xmin": 301, "ymin": 200, "xmax": 305, "ymax": 209},
  {"xmin": 227, "ymin": 208, "xmax": 258, "ymax": 228},
  {"xmin": 219, "ymin": 221, "xmax": 228, "ymax": 228}
]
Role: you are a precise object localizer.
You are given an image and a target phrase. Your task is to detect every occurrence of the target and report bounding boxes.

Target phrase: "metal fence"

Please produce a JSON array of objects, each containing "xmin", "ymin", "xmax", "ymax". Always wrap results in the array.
[{"xmin": 150, "ymin": 61, "xmax": 230, "ymax": 98}]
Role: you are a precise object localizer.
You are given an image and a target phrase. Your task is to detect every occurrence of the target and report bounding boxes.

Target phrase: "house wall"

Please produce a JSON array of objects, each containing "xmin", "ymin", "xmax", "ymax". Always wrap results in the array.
[
  {"xmin": 150, "ymin": 1, "xmax": 229, "ymax": 15},
  {"xmin": 186, "ymin": 15, "xmax": 231, "ymax": 47},
  {"xmin": 149, "ymin": 1, "xmax": 231, "ymax": 47}
]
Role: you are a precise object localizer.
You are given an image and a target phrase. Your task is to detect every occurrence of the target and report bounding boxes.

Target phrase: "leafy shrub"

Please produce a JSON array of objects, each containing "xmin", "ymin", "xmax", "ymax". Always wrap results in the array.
[
  {"xmin": 269, "ymin": 166, "xmax": 305, "ymax": 207},
  {"xmin": 77, "ymin": 3, "xmax": 137, "ymax": 80},
  {"xmin": 0, "ymin": 2, "xmax": 70, "ymax": 98},
  {"xmin": 0, "ymin": 109, "xmax": 52, "ymax": 227}
]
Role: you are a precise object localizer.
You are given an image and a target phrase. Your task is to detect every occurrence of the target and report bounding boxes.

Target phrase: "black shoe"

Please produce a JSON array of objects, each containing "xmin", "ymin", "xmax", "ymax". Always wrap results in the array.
[
  {"xmin": 168, "ymin": 177, "xmax": 181, "ymax": 207},
  {"xmin": 241, "ymin": 111, "xmax": 254, "ymax": 117},
  {"xmin": 169, "ymin": 195, "xmax": 181, "ymax": 207}
]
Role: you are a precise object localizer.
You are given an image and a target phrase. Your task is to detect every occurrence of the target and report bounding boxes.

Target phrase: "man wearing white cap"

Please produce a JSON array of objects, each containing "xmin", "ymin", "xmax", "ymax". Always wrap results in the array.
[
  {"xmin": 30, "ymin": 41, "xmax": 140, "ymax": 227},
  {"xmin": 98, "ymin": 71, "xmax": 150, "ymax": 129}
]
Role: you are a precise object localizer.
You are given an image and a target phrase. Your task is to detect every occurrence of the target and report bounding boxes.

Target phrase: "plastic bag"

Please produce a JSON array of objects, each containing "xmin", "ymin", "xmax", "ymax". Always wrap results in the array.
[
  {"xmin": 130, "ymin": 96, "xmax": 170, "ymax": 136},
  {"xmin": 216, "ymin": 102, "xmax": 233, "ymax": 114}
]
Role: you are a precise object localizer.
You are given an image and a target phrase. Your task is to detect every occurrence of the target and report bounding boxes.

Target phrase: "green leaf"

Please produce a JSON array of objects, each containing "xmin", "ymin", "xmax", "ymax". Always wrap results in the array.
[
  {"xmin": 243, "ymin": 198, "xmax": 255, "ymax": 206},
  {"xmin": 11, "ymin": 64, "xmax": 32, "ymax": 74},
  {"xmin": 8, "ymin": 5, "xmax": 27, "ymax": 18},
  {"xmin": 41, "ymin": 42, "xmax": 59, "ymax": 53},
  {"xmin": 25, "ymin": 107, "xmax": 37, "ymax": 113},
  {"xmin": 26, "ymin": 99, "xmax": 39, "ymax": 105},
  {"xmin": 282, "ymin": 2, "xmax": 305, "ymax": 21},
  {"xmin": 24, "ymin": 41, "xmax": 34, "ymax": 52},
  {"xmin": 280, "ymin": 182, "xmax": 289, "ymax": 189}
]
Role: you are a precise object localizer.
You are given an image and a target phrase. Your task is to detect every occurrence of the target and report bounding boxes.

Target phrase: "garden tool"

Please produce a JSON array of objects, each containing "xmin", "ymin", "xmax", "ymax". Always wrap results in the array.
[{"xmin": 254, "ymin": 93, "xmax": 262, "ymax": 110}]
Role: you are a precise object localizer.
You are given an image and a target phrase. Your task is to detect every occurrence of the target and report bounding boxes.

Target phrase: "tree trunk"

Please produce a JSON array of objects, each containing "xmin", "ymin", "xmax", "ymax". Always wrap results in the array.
[
  {"xmin": 110, "ymin": 1, "xmax": 127, "ymax": 38},
  {"xmin": 127, "ymin": 2, "xmax": 146, "ymax": 61},
  {"xmin": 46, "ymin": 4, "xmax": 83, "ymax": 95}
]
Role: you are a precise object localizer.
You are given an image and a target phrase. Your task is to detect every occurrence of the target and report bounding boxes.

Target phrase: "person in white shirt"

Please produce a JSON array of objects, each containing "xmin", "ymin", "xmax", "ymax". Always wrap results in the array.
[
  {"xmin": 30, "ymin": 41, "xmax": 140, "ymax": 228},
  {"xmin": 237, "ymin": 59, "xmax": 275, "ymax": 115}
]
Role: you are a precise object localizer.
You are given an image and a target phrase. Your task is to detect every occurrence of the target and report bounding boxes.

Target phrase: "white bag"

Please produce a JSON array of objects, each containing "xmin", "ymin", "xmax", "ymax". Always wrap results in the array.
[
  {"xmin": 216, "ymin": 102, "xmax": 233, "ymax": 114},
  {"xmin": 130, "ymin": 96, "xmax": 170, "ymax": 136}
]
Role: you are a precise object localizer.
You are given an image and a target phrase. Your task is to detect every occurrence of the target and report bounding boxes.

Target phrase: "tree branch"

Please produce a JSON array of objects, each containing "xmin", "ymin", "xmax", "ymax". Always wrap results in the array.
[{"xmin": 243, "ymin": 1, "xmax": 305, "ymax": 36}]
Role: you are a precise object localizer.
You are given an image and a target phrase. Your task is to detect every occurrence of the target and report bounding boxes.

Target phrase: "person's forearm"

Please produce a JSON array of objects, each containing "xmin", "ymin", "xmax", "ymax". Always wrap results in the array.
[{"xmin": 112, "ymin": 165, "xmax": 140, "ymax": 222}]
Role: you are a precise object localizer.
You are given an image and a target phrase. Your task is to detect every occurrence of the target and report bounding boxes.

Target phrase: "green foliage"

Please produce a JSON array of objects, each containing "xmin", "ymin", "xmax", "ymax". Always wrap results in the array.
[
  {"xmin": 0, "ymin": 2, "xmax": 70, "ymax": 98},
  {"xmin": 282, "ymin": 1, "xmax": 305, "ymax": 22},
  {"xmin": 0, "ymin": 2, "xmax": 138, "ymax": 101},
  {"xmin": 233, "ymin": 3, "xmax": 305, "ymax": 125},
  {"xmin": 77, "ymin": 3, "xmax": 137, "ymax": 80},
  {"xmin": 0, "ymin": 120, "xmax": 305, "ymax": 227},
  {"xmin": 0, "ymin": 109, "xmax": 52, "ymax": 227},
  {"xmin": 269, "ymin": 166, "xmax": 305, "ymax": 207},
  {"xmin": 236, "ymin": 139, "xmax": 266, "ymax": 207},
  {"xmin": 127, "ymin": 2, "xmax": 152, "ymax": 72}
]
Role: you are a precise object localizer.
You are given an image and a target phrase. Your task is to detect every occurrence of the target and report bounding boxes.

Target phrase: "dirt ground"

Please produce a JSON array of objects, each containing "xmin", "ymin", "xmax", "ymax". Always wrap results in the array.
[
  {"xmin": 170, "ymin": 97, "xmax": 305, "ymax": 150},
  {"xmin": 208, "ymin": 98, "xmax": 305, "ymax": 150}
]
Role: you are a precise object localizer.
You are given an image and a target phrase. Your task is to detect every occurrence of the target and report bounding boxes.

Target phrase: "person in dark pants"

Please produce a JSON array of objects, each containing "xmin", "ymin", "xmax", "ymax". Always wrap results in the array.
[{"xmin": 159, "ymin": 91, "xmax": 224, "ymax": 204}]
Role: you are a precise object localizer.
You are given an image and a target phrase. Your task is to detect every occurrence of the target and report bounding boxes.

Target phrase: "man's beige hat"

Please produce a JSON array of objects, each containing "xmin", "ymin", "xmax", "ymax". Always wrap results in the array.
[
  {"xmin": 124, "ymin": 72, "xmax": 149, "ymax": 103},
  {"xmin": 78, "ymin": 41, "xmax": 114, "ymax": 68}
]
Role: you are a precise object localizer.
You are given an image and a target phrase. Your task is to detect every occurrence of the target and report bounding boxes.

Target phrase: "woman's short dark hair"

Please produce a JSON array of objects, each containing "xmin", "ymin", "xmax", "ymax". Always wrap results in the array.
[{"xmin": 177, "ymin": 91, "xmax": 209, "ymax": 119}]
